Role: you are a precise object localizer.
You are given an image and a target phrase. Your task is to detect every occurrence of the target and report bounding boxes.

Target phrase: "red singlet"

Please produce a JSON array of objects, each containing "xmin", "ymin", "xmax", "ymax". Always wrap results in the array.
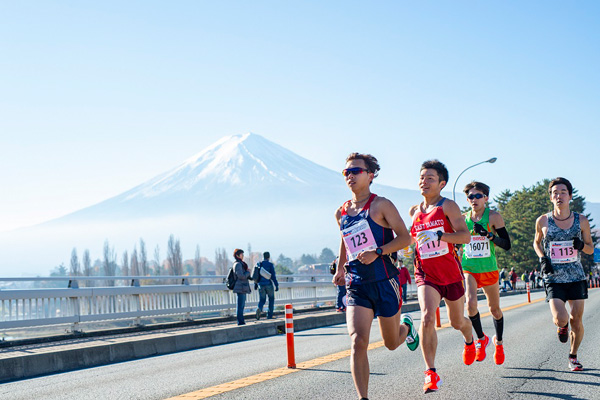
[{"xmin": 410, "ymin": 198, "xmax": 464, "ymax": 286}]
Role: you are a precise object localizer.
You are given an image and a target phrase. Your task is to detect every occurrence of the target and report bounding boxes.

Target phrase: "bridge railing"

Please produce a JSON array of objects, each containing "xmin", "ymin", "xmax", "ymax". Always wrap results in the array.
[{"xmin": 0, "ymin": 275, "xmax": 339, "ymax": 332}]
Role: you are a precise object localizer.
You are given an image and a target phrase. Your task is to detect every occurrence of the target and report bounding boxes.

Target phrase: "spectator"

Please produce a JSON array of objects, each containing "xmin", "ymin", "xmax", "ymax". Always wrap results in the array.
[
  {"xmin": 255, "ymin": 251, "xmax": 279, "ymax": 320},
  {"xmin": 500, "ymin": 267, "xmax": 512, "ymax": 291},
  {"xmin": 529, "ymin": 270, "xmax": 537, "ymax": 288},
  {"xmin": 330, "ymin": 257, "xmax": 347, "ymax": 312},
  {"xmin": 232, "ymin": 249, "xmax": 251, "ymax": 325},
  {"xmin": 397, "ymin": 258, "xmax": 412, "ymax": 303},
  {"xmin": 509, "ymin": 268, "xmax": 518, "ymax": 290},
  {"xmin": 521, "ymin": 270, "xmax": 529, "ymax": 285}
]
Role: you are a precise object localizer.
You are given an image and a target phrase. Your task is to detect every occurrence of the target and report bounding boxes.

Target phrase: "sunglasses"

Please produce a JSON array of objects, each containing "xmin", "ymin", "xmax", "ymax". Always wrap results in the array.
[
  {"xmin": 467, "ymin": 193, "xmax": 485, "ymax": 200},
  {"xmin": 342, "ymin": 167, "xmax": 368, "ymax": 177}
]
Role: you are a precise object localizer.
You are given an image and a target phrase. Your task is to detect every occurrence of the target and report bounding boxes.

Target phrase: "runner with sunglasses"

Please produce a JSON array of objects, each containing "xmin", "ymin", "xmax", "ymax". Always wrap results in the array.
[
  {"xmin": 333, "ymin": 152, "xmax": 419, "ymax": 400},
  {"xmin": 461, "ymin": 181, "xmax": 511, "ymax": 366},
  {"xmin": 408, "ymin": 160, "xmax": 474, "ymax": 394},
  {"xmin": 533, "ymin": 177, "xmax": 593, "ymax": 371}
]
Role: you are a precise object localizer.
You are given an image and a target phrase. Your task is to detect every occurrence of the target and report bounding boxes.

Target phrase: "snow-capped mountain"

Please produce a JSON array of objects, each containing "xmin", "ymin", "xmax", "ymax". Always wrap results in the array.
[{"xmin": 2, "ymin": 133, "xmax": 422, "ymax": 276}]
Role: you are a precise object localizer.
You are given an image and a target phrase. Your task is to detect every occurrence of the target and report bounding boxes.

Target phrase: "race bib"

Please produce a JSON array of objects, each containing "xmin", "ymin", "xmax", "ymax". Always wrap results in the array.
[
  {"xmin": 465, "ymin": 236, "xmax": 491, "ymax": 258},
  {"xmin": 550, "ymin": 241, "xmax": 577, "ymax": 264},
  {"xmin": 416, "ymin": 228, "xmax": 449, "ymax": 259},
  {"xmin": 342, "ymin": 219, "xmax": 377, "ymax": 261}
]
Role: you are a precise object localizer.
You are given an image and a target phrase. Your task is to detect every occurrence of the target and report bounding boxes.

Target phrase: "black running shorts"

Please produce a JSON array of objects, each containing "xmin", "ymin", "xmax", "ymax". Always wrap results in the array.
[{"xmin": 544, "ymin": 280, "xmax": 588, "ymax": 302}]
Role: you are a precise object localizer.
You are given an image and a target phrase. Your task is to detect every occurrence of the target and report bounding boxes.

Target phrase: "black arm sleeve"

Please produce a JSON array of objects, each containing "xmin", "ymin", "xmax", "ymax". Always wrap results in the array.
[{"xmin": 491, "ymin": 227, "xmax": 511, "ymax": 251}]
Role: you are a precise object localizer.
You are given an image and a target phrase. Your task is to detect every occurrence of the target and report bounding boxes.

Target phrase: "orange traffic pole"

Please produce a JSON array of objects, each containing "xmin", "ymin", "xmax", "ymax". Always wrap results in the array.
[
  {"xmin": 285, "ymin": 304, "xmax": 296, "ymax": 368},
  {"xmin": 436, "ymin": 307, "xmax": 441, "ymax": 328},
  {"xmin": 526, "ymin": 282, "xmax": 531, "ymax": 303}
]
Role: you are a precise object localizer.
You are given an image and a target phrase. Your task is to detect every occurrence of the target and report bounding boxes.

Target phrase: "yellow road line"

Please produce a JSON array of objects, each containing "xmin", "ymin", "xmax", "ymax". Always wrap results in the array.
[{"xmin": 166, "ymin": 297, "xmax": 544, "ymax": 399}]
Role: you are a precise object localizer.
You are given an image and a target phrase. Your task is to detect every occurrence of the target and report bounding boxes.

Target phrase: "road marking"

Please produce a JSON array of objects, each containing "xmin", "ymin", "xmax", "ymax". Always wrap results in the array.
[{"xmin": 166, "ymin": 296, "xmax": 544, "ymax": 399}]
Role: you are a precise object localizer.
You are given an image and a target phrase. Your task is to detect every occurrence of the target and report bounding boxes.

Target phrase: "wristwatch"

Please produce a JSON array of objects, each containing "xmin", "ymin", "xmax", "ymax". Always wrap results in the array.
[{"xmin": 375, "ymin": 247, "xmax": 383, "ymax": 256}]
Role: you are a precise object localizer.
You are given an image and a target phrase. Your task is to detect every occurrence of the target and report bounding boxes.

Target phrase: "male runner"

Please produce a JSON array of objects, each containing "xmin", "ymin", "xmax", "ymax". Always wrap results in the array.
[
  {"xmin": 461, "ymin": 181, "xmax": 511, "ymax": 365},
  {"xmin": 533, "ymin": 177, "xmax": 593, "ymax": 371},
  {"xmin": 409, "ymin": 160, "xmax": 474, "ymax": 394},
  {"xmin": 333, "ymin": 153, "xmax": 419, "ymax": 400}
]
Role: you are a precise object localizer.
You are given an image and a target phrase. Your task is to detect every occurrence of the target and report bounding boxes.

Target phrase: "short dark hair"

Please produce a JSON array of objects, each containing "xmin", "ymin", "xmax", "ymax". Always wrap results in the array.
[
  {"xmin": 463, "ymin": 181, "xmax": 490, "ymax": 197},
  {"xmin": 420, "ymin": 159, "xmax": 448, "ymax": 183},
  {"xmin": 548, "ymin": 177, "xmax": 573, "ymax": 196},
  {"xmin": 233, "ymin": 249, "xmax": 244, "ymax": 259},
  {"xmin": 263, "ymin": 251, "xmax": 270, "ymax": 259},
  {"xmin": 346, "ymin": 153, "xmax": 380, "ymax": 179}
]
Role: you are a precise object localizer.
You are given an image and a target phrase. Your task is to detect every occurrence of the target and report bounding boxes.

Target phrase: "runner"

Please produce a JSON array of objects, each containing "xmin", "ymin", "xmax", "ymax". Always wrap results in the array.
[
  {"xmin": 461, "ymin": 181, "xmax": 511, "ymax": 365},
  {"xmin": 332, "ymin": 152, "xmax": 419, "ymax": 400},
  {"xmin": 533, "ymin": 177, "xmax": 593, "ymax": 371},
  {"xmin": 409, "ymin": 160, "xmax": 474, "ymax": 394}
]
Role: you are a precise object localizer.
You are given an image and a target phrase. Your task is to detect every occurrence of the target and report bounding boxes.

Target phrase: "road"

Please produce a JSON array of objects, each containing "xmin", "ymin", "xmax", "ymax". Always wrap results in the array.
[{"xmin": 1, "ymin": 289, "xmax": 599, "ymax": 399}]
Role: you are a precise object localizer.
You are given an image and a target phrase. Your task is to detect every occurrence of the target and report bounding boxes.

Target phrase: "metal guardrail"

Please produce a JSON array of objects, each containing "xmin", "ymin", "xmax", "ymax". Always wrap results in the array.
[{"xmin": 0, "ymin": 275, "xmax": 339, "ymax": 332}]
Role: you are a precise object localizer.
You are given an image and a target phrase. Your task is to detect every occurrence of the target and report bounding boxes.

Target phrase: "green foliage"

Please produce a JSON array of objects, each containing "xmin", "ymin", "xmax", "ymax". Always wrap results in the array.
[
  {"xmin": 318, "ymin": 247, "xmax": 336, "ymax": 263},
  {"xmin": 275, "ymin": 264, "xmax": 293, "ymax": 275}
]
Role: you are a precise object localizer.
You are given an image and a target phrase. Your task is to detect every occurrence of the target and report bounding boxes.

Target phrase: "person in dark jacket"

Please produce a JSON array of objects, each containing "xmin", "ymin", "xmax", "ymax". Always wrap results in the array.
[
  {"xmin": 232, "ymin": 249, "xmax": 251, "ymax": 325},
  {"xmin": 255, "ymin": 251, "xmax": 279, "ymax": 320},
  {"xmin": 330, "ymin": 257, "xmax": 347, "ymax": 312}
]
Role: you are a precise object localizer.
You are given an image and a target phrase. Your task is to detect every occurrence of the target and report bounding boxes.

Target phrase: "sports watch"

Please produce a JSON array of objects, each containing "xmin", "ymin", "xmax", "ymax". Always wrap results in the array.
[{"xmin": 375, "ymin": 247, "xmax": 383, "ymax": 256}]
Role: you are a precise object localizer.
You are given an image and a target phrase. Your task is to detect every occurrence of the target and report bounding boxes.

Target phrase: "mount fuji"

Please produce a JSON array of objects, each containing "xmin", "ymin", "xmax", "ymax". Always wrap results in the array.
[{"xmin": 1, "ymin": 133, "xmax": 426, "ymax": 276}]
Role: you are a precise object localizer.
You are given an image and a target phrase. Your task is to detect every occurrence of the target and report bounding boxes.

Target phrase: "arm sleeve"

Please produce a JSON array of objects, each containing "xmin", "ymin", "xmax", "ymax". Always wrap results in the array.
[{"xmin": 491, "ymin": 227, "xmax": 511, "ymax": 251}]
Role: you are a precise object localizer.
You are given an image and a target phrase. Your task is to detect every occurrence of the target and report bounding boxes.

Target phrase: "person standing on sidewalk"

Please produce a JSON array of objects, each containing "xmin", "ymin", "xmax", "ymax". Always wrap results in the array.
[
  {"xmin": 397, "ymin": 258, "xmax": 412, "ymax": 304},
  {"xmin": 330, "ymin": 257, "xmax": 347, "ymax": 312},
  {"xmin": 255, "ymin": 252, "xmax": 278, "ymax": 320},
  {"xmin": 534, "ymin": 177, "xmax": 593, "ymax": 371},
  {"xmin": 232, "ymin": 249, "xmax": 251, "ymax": 326}
]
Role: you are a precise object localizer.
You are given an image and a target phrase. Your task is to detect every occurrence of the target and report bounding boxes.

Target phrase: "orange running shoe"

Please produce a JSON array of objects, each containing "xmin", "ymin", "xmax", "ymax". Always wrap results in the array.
[
  {"xmin": 463, "ymin": 341, "xmax": 476, "ymax": 365},
  {"xmin": 423, "ymin": 369, "xmax": 442, "ymax": 393},
  {"xmin": 493, "ymin": 335, "xmax": 505, "ymax": 365},
  {"xmin": 475, "ymin": 334, "xmax": 490, "ymax": 362}
]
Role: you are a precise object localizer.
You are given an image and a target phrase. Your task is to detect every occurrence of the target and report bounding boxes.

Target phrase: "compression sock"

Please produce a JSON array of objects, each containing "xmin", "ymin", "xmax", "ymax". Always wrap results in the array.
[
  {"xmin": 469, "ymin": 312, "xmax": 485, "ymax": 339},
  {"xmin": 493, "ymin": 316, "xmax": 504, "ymax": 342}
]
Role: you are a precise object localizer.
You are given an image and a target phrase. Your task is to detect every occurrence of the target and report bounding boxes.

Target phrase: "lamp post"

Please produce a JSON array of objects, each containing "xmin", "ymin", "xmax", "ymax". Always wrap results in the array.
[{"xmin": 452, "ymin": 158, "xmax": 497, "ymax": 201}]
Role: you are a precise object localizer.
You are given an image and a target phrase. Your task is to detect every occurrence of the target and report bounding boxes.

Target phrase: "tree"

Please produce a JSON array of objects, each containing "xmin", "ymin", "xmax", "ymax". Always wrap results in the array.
[
  {"xmin": 70, "ymin": 248, "xmax": 81, "ymax": 276},
  {"xmin": 154, "ymin": 245, "xmax": 162, "ymax": 275},
  {"xmin": 82, "ymin": 249, "xmax": 92, "ymax": 286},
  {"xmin": 103, "ymin": 240, "xmax": 117, "ymax": 286},
  {"xmin": 277, "ymin": 254, "xmax": 294, "ymax": 270},
  {"xmin": 194, "ymin": 245, "xmax": 202, "ymax": 275},
  {"xmin": 319, "ymin": 248, "xmax": 336, "ymax": 263},
  {"xmin": 215, "ymin": 248, "xmax": 230, "ymax": 275},
  {"xmin": 275, "ymin": 264, "xmax": 293, "ymax": 276},
  {"xmin": 300, "ymin": 253, "xmax": 317, "ymax": 265},
  {"xmin": 139, "ymin": 239, "xmax": 149, "ymax": 276},
  {"xmin": 121, "ymin": 251, "xmax": 129, "ymax": 276},
  {"xmin": 167, "ymin": 234, "xmax": 184, "ymax": 276},
  {"xmin": 130, "ymin": 247, "xmax": 140, "ymax": 276}
]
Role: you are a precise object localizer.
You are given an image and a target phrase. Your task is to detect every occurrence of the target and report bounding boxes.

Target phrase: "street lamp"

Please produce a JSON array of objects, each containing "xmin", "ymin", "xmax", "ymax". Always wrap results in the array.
[{"xmin": 452, "ymin": 157, "xmax": 497, "ymax": 201}]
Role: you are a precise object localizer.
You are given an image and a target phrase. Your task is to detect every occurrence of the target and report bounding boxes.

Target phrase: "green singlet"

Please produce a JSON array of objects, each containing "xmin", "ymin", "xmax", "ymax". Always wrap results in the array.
[{"xmin": 462, "ymin": 207, "xmax": 498, "ymax": 273}]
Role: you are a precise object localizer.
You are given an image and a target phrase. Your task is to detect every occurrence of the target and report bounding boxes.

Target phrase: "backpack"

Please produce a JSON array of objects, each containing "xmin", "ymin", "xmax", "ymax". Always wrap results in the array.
[
  {"xmin": 500, "ymin": 270, "xmax": 506, "ymax": 280},
  {"xmin": 251, "ymin": 262, "xmax": 262, "ymax": 282},
  {"xmin": 226, "ymin": 267, "xmax": 237, "ymax": 290}
]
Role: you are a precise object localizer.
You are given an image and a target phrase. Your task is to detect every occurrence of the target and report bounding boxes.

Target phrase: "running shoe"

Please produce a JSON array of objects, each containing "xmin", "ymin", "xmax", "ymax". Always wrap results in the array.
[
  {"xmin": 401, "ymin": 313, "xmax": 419, "ymax": 351},
  {"xmin": 423, "ymin": 369, "xmax": 442, "ymax": 393},
  {"xmin": 568, "ymin": 357, "xmax": 583, "ymax": 371},
  {"xmin": 475, "ymin": 334, "xmax": 490, "ymax": 362},
  {"xmin": 463, "ymin": 341, "xmax": 476, "ymax": 365},
  {"xmin": 557, "ymin": 325, "xmax": 569, "ymax": 343},
  {"xmin": 492, "ymin": 335, "xmax": 504, "ymax": 365}
]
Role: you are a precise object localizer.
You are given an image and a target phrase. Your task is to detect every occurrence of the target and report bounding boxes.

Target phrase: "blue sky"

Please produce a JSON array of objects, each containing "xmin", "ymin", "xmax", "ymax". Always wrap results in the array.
[{"xmin": 1, "ymin": 1, "xmax": 599, "ymax": 232}]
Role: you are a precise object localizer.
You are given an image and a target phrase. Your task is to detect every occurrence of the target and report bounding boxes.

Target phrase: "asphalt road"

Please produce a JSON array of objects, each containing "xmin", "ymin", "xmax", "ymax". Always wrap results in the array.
[{"xmin": 2, "ymin": 289, "xmax": 599, "ymax": 400}]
